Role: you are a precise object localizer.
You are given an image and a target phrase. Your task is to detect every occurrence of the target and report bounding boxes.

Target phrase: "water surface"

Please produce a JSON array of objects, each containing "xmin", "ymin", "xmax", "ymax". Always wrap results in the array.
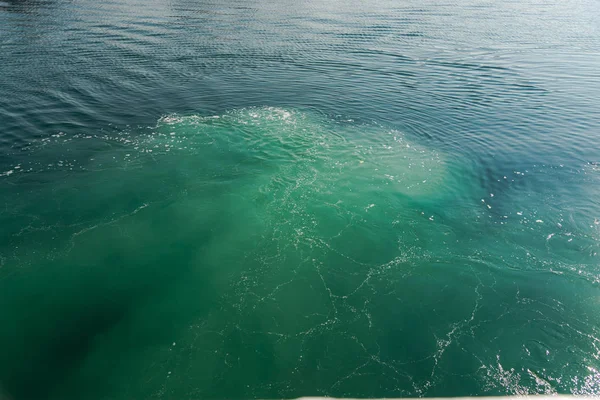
[{"xmin": 1, "ymin": 0, "xmax": 600, "ymax": 398}]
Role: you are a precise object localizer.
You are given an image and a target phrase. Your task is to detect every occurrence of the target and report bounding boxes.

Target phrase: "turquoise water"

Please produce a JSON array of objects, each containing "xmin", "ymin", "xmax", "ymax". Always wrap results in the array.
[{"xmin": 1, "ymin": 0, "xmax": 600, "ymax": 399}]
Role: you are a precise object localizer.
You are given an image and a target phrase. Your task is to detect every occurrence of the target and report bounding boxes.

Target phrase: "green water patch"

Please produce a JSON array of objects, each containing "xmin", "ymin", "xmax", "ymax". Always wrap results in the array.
[{"xmin": 0, "ymin": 108, "xmax": 599, "ymax": 399}]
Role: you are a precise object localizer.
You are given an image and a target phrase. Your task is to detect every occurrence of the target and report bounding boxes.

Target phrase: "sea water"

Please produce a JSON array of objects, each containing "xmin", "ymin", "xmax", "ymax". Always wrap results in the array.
[{"xmin": 1, "ymin": 0, "xmax": 599, "ymax": 398}]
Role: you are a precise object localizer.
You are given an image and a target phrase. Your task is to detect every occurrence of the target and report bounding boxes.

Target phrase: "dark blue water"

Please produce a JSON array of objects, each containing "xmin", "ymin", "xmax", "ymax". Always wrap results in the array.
[{"xmin": 1, "ymin": 0, "xmax": 600, "ymax": 398}]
